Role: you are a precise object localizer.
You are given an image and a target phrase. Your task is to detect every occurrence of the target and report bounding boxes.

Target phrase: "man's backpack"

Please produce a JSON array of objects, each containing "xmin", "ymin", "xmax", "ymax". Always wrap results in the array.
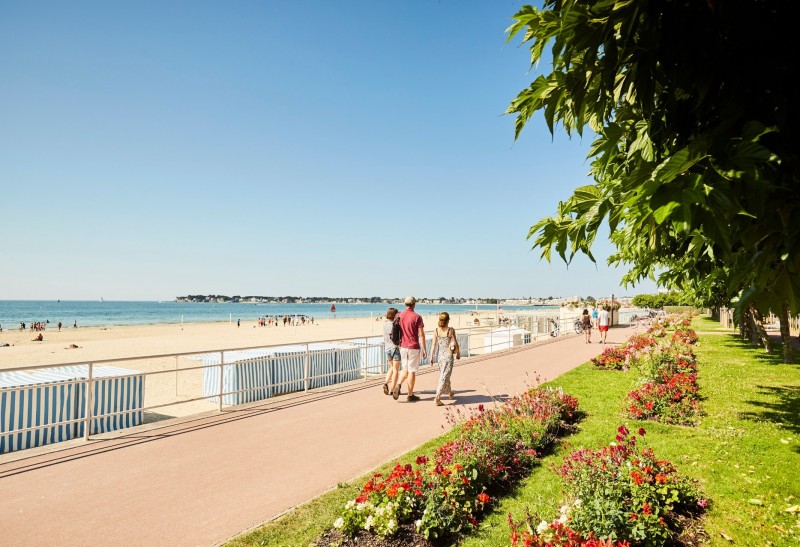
[{"xmin": 390, "ymin": 318, "xmax": 402, "ymax": 346}]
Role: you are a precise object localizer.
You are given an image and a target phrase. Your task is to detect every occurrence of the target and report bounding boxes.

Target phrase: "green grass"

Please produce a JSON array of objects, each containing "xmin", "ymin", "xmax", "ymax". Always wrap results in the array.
[{"xmin": 226, "ymin": 318, "xmax": 800, "ymax": 546}]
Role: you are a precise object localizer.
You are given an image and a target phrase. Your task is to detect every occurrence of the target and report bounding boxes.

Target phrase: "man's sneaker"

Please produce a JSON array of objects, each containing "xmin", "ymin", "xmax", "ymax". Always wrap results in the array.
[
  {"xmin": 392, "ymin": 384, "xmax": 401, "ymax": 400},
  {"xmin": 407, "ymin": 394, "xmax": 420, "ymax": 402}
]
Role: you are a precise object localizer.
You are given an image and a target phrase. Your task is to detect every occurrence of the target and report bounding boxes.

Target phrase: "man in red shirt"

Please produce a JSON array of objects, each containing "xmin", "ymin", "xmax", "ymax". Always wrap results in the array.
[{"xmin": 392, "ymin": 296, "xmax": 427, "ymax": 402}]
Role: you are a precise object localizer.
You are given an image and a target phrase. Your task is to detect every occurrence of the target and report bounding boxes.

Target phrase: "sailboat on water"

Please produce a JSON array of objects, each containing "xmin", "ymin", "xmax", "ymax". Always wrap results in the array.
[{"xmin": 100, "ymin": 297, "xmax": 104, "ymax": 302}]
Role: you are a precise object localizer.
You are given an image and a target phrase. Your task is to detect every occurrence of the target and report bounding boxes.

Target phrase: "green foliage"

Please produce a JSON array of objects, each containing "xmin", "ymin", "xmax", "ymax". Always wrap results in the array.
[
  {"xmin": 631, "ymin": 292, "xmax": 694, "ymax": 309},
  {"xmin": 507, "ymin": 1, "xmax": 800, "ymax": 322}
]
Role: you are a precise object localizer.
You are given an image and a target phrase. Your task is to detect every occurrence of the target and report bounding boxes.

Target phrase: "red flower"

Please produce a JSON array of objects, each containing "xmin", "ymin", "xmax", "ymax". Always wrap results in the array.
[
  {"xmin": 416, "ymin": 455, "xmax": 428, "ymax": 465},
  {"xmin": 638, "ymin": 427, "xmax": 646, "ymax": 436},
  {"xmin": 477, "ymin": 492, "xmax": 490, "ymax": 504}
]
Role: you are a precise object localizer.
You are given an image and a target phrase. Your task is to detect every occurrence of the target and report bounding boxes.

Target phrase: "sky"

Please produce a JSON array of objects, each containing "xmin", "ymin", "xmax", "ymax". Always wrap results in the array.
[{"xmin": 0, "ymin": 0, "xmax": 659, "ymax": 301}]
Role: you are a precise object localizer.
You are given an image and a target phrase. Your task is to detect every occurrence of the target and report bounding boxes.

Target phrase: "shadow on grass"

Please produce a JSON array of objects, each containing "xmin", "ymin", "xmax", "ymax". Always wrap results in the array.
[{"xmin": 739, "ymin": 384, "xmax": 800, "ymax": 447}]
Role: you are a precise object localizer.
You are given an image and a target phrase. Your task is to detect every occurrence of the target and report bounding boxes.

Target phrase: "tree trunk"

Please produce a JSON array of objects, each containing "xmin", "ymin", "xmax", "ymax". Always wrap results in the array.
[
  {"xmin": 779, "ymin": 302, "xmax": 795, "ymax": 364},
  {"xmin": 752, "ymin": 308, "xmax": 772, "ymax": 353}
]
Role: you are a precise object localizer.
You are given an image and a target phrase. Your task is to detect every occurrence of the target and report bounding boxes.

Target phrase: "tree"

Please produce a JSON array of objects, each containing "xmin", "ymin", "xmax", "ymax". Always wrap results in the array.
[{"xmin": 507, "ymin": 1, "xmax": 800, "ymax": 362}]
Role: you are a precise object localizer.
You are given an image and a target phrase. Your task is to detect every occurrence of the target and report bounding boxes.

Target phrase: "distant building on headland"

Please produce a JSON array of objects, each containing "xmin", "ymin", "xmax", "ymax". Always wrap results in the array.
[{"xmin": 173, "ymin": 295, "xmax": 567, "ymax": 306}]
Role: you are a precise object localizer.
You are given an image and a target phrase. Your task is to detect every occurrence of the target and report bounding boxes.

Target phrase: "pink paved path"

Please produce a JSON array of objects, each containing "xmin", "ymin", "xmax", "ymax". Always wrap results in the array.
[{"xmin": 0, "ymin": 327, "xmax": 631, "ymax": 547}]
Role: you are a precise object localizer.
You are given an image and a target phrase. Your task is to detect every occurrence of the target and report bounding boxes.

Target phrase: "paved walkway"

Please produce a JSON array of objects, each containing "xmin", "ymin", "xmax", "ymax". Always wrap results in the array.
[{"xmin": 0, "ymin": 327, "xmax": 631, "ymax": 547}]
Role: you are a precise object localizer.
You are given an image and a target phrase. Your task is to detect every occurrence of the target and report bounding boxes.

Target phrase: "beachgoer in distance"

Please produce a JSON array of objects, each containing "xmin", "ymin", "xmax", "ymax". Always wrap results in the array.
[
  {"xmin": 73, "ymin": 320, "xmax": 77, "ymax": 329},
  {"xmin": 392, "ymin": 296, "xmax": 426, "ymax": 402},
  {"xmin": 237, "ymin": 319, "xmax": 240, "ymax": 328},
  {"xmin": 382, "ymin": 307, "xmax": 401, "ymax": 396},
  {"xmin": 432, "ymin": 312, "xmax": 460, "ymax": 406},
  {"xmin": 58, "ymin": 321, "xmax": 62, "ymax": 331},
  {"xmin": 32, "ymin": 333, "xmax": 43, "ymax": 342},
  {"xmin": 591, "ymin": 305, "xmax": 598, "ymax": 329},
  {"xmin": 581, "ymin": 308, "xmax": 592, "ymax": 343},
  {"xmin": 598, "ymin": 305, "xmax": 610, "ymax": 343}
]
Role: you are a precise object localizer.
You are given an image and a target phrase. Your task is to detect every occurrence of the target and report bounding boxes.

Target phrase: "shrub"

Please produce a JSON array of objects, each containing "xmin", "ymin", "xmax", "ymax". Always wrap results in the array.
[
  {"xmin": 508, "ymin": 426, "xmax": 707, "ymax": 546},
  {"xmin": 627, "ymin": 373, "xmax": 701, "ymax": 425},
  {"xmin": 590, "ymin": 346, "xmax": 629, "ymax": 370}
]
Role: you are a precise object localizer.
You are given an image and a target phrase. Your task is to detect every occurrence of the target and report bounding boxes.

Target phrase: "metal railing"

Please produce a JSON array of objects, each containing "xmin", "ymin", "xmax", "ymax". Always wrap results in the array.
[{"xmin": 0, "ymin": 314, "xmax": 591, "ymax": 453}]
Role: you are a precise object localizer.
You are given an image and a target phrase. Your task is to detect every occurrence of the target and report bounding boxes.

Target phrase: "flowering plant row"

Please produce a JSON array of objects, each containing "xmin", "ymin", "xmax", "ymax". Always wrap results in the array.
[
  {"xmin": 626, "ymin": 325, "xmax": 701, "ymax": 425},
  {"xmin": 332, "ymin": 387, "xmax": 579, "ymax": 542},
  {"xmin": 508, "ymin": 425, "xmax": 708, "ymax": 546},
  {"xmin": 587, "ymin": 313, "xmax": 702, "ymax": 425}
]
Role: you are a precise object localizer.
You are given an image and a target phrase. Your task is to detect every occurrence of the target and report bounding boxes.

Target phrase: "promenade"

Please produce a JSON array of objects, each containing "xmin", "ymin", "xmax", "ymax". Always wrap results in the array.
[{"xmin": 0, "ymin": 327, "xmax": 630, "ymax": 547}]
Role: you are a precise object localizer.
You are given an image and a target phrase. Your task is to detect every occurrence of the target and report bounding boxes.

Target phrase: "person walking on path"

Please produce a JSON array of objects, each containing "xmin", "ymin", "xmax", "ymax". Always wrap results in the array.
[
  {"xmin": 393, "ymin": 296, "xmax": 426, "ymax": 402},
  {"xmin": 591, "ymin": 305, "xmax": 598, "ymax": 329},
  {"xmin": 598, "ymin": 305, "xmax": 610, "ymax": 343},
  {"xmin": 432, "ymin": 312, "xmax": 460, "ymax": 406},
  {"xmin": 382, "ymin": 307, "xmax": 401, "ymax": 396},
  {"xmin": 581, "ymin": 308, "xmax": 592, "ymax": 343}
]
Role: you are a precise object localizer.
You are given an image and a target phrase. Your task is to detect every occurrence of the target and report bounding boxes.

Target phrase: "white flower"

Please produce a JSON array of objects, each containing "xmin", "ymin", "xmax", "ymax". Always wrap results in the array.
[
  {"xmin": 573, "ymin": 498, "xmax": 582, "ymax": 507},
  {"xmin": 558, "ymin": 514, "xmax": 568, "ymax": 524},
  {"xmin": 610, "ymin": 441, "xmax": 617, "ymax": 446},
  {"xmin": 333, "ymin": 517, "xmax": 344, "ymax": 529},
  {"xmin": 364, "ymin": 515, "xmax": 374, "ymax": 530},
  {"xmin": 415, "ymin": 519, "xmax": 423, "ymax": 529},
  {"xmin": 536, "ymin": 520, "xmax": 550, "ymax": 534},
  {"xmin": 388, "ymin": 519, "xmax": 397, "ymax": 533},
  {"xmin": 345, "ymin": 500, "xmax": 355, "ymax": 509},
  {"xmin": 559, "ymin": 505, "xmax": 569, "ymax": 515}
]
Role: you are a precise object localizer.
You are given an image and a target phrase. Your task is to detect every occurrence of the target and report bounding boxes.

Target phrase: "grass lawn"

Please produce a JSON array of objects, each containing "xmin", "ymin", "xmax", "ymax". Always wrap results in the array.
[{"xmin": 226, "ymin": 316, "xmax": 800, "ymax": 546}]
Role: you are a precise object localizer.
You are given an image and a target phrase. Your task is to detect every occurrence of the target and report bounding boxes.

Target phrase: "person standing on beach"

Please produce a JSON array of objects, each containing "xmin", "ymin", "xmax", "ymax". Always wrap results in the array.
[
  {"xmin": 382, "ymin": 307, "xmax": 401, "ymax": 396},
  {"xmin": 598, "ymin": 305, "xmax": 610, "ymax": 344},
  {"xmin": 581, "ymin": 308, "xmax": 592, "ymax": 343},
  {"xmin": 58, "ymin": 321, "xmax": 62, "ymax": 331},
  {"xmin": 73, "ymin": 320, "xmax": 77, "ymax": 329},
  {"xmin": 392, "ymin": 296, "xmax": 426, "ymax": 402},
  {"xmin": 432, "ymin": 312, "xmax": 459, "ymax": 406}
]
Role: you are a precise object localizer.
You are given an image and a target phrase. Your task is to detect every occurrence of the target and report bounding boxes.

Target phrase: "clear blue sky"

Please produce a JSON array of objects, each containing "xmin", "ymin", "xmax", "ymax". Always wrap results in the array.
[{"xmin": 1, "ymin": 0, "xmax": 658, "ymax": 301}]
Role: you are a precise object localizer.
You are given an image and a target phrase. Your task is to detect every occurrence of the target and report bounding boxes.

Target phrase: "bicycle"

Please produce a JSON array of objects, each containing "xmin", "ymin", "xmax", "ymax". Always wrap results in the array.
[{"xmin": 574, "ymin": 317, "xmax": 584, "ymax": 334}]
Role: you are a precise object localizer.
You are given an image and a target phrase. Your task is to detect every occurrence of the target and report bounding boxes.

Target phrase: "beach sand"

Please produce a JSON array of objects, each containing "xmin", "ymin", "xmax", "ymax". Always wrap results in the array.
[{"xmin": 0, "ymin": 310, "xmax": 520, "ymax": 419}]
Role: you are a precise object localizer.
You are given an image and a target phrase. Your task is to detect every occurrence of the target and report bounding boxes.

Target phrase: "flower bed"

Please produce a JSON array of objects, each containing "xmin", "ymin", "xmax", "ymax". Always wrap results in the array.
[
  {"xmin": 508, "ymin": 426, "xmax": 708, "ymax": 546},
  {"xmin": 588, "ymin": 316, "xmax": 702, "ymax": 426},
  {"xmin": 590, "ymin": 346, "xmax": 629, "ymax": 370},
  {"xmin": 326, "ymin": 387, "xmax": 579, "ymax": 544}
]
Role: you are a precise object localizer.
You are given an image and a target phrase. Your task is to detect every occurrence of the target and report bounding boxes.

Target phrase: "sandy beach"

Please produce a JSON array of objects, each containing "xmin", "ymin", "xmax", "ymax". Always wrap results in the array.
[{"xmin": 0, "ymin": 310, "xmax": 524, "ymax": 419}]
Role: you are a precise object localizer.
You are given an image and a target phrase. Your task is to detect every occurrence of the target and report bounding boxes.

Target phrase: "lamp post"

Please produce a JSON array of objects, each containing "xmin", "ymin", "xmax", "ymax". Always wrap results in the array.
[{"xmin": 611, "ymin": 293, "xmax": 616, "ymax": 326}]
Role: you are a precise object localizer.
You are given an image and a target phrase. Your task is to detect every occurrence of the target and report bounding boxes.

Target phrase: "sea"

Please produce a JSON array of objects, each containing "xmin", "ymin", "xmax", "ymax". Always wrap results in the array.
[{"xmin": 0, "ymin": 300, "xmax": 559, "ymax": 329}]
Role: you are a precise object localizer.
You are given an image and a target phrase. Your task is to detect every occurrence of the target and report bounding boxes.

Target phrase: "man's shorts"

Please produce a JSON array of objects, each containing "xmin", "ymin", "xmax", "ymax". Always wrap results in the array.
[
  {"xmin": 599, "ymin": 325, "xmax": 609, "ymax": 332},
  {"xmin": 385, "ymin": 347, "xmax": 401, "ymax": 362},
  {"xmin": 400, "ymin": 347, "xmax": 421, "ymax": 373}
]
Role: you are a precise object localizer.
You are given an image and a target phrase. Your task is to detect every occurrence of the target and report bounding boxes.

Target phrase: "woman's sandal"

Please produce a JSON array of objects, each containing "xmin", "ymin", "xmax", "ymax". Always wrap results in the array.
[
  {"xmin": 383, "ymin": 384, "xmax": 389, "ymax": 395},
  {"xmin": 435, "ymin": 396, "xmax": 444, "ymax": 406}
]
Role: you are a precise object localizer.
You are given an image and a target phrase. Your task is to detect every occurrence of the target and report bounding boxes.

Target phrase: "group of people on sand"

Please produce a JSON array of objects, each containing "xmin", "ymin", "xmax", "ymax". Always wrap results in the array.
[
  {"xmin": 255, "ymin": 315, "xmax": 315, "ymax": 327},
  {"xmin": 18, "ymin": 320, "xmax": 77, "ymax": 331},
  {"xmin": 580, "ymin": 304, "xmax": 611, "ymax": 344},
  {"xmin": 380, "ymin": 296, "xmax": 460, "ymax": 406}
]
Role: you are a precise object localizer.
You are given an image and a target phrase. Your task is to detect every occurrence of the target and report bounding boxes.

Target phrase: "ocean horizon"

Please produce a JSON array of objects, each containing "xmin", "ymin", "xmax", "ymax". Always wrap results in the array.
[{"xmin": 0, "ymin": 300, "xmax": 559, "ymax": 328}]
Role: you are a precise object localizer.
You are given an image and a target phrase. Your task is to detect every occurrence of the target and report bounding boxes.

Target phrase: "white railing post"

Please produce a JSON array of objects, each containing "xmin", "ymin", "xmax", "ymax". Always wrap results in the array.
[
  {"xmin": 363, "ymin": 337, "xmax": 369, "ymax": 380},
  {"xmin": 218, "ymin": 351, "xmax": 224, "ymax": 412},
  {"xmin": 83, "ymin": 362, "xmax": 94, "ymax": 441},
  {"xmin": 304, "ymin": 343, "xmax": 310, "ymax": 393}
]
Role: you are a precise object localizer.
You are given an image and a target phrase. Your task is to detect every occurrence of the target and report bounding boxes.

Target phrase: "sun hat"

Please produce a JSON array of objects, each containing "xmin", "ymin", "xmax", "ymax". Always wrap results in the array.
[{"xmin": 404, "ymin": 296, "xmax": 417, "ymax": 306}]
